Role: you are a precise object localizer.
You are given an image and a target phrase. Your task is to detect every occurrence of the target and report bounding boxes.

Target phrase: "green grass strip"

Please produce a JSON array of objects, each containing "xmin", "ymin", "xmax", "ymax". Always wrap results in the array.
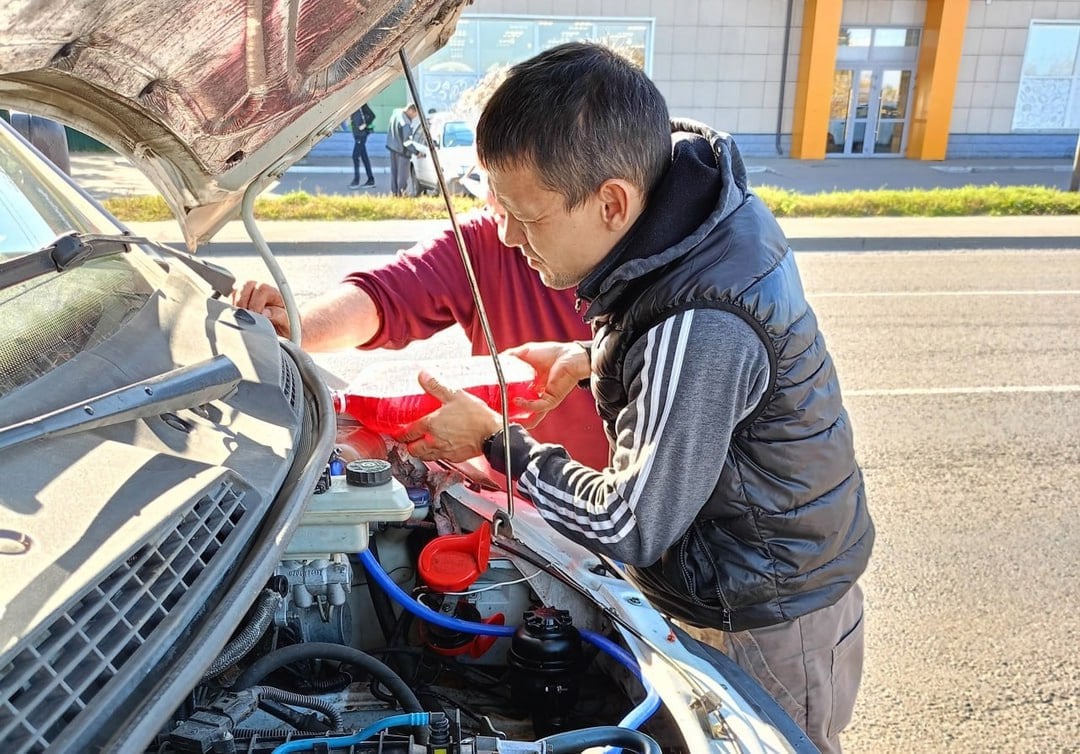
[
  {"xmin": 755, "ymin": 185, "xmax": 1080, "ymax": 217},
  {"xmin": 103, "ymin": 192, "xmax": 485, "ymax": 223},
  {"xmin": 103, "ymin": 185, "xmax": 1080, "ymax": 223}
]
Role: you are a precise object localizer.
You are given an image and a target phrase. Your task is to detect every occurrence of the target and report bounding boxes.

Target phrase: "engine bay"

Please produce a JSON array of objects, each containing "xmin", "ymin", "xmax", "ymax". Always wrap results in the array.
[{"xmin": 150, "ymin": 422, "xmax": 679, "ymax": 754}]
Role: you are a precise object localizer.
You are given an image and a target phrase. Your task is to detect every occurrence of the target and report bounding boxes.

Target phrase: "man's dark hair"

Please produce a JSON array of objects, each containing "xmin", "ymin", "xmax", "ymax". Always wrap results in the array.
[{"xmin": 477, "ymin": 42, "xmax": 671, "ymax": 209}]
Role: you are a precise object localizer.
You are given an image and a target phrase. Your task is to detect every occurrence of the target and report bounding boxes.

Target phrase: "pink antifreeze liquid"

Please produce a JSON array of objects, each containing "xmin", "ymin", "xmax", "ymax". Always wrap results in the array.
[{"xmin": 331, "ymin": 354, "xmax": 540, "ymax": 435}]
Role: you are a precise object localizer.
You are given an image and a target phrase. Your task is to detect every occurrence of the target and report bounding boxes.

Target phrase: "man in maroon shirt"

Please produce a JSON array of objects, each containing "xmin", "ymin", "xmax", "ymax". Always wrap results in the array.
[{"xmin": 232, "ymin": 206, "xmax": 608, "ymax": 469}]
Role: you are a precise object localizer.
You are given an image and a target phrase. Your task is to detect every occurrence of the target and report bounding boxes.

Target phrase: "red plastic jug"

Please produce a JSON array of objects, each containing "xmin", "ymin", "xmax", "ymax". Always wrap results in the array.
[{"xmin": 331, "ymin": 354, "xmax": 540, "ymax": 435}]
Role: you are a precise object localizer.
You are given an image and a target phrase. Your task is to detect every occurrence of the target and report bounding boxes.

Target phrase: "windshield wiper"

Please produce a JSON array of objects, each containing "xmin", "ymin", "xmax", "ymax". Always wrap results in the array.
[
  {"xmin": 0, "ymin": 231, "xmax": 238, "ymax": 297},
  {"xmin": 141, "ymin": 238, "xmax": 236, "ymax": 299},
  {"xmin": 0, "ymin": 355, "xmax": 242, "ymax": 453},
  {"xmin": 0, "ymin": 231, "xmax": 140, "ymax": 292}
]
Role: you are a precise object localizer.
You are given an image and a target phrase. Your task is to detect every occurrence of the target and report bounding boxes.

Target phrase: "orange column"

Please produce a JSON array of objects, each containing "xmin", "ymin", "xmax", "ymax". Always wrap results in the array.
[
  {"xmin": 790, "ymin": 0, "xmax": 843, "ymax": 159},
  {"xmin": 907, "ymin": 0, "xmax": 970, "ymax": 160}
]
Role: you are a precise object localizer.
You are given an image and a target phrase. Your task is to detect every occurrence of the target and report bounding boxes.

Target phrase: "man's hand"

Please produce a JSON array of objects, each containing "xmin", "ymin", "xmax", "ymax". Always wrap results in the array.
[
  {"xmin": 397, "ymin": 370, "xmax": 503, "ymax": 461},
  {"xmin": 232, "ymin": 281, "xmax": 290, "ymax": 337},
  {"xmin": 231, "ymin": 281, "xmax": 379, "ymax": 352},
  {"xmin": 506, "ymin": 341, "xmax": 590, "ymax": 428}
]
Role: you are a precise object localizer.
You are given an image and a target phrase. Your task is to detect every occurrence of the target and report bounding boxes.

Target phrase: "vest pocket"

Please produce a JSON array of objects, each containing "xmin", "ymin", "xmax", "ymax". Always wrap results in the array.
[{"xmin": 675, "ymin": 523, "xmax": 732, "ymax": 614}]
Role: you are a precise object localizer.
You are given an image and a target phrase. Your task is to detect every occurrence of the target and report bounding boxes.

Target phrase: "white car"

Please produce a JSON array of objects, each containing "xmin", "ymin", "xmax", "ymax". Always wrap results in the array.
[
  {"xmin": 408, "ymin": 116, "xmax": 478, "ymax": 197},
  {"xmin": 0, "ymin": 1, "xmax": 812, "ymax": 752}
]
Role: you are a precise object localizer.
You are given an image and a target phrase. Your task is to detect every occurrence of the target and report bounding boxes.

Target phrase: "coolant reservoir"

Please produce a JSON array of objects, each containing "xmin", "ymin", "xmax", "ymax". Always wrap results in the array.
[
  {"xmin": 285, "ymin": 459, "xmax": 413, "ymax": 559},
  {"xmin": 330, "ymin": 354, "xmax": 540, "ymax": 435}
]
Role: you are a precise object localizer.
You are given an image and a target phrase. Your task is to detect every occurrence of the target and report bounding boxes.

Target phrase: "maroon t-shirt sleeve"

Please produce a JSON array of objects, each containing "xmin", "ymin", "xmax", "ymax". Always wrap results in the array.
[
  {"xmin": 342, "ymin": 217, "xmax": 482, "ymax": 350},
  {"xmin": 340, "ymin": 212, "xmax": 609, "ymax": 469}
]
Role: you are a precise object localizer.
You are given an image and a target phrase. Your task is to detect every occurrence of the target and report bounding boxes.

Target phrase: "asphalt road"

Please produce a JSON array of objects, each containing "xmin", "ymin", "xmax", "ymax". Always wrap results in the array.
[{"xmin": 204, "ymin": 242, "xmax": 1080, "ymax": 753}]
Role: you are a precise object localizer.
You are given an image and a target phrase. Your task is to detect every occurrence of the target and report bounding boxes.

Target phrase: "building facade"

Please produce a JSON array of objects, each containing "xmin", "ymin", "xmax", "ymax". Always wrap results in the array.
[{"xmin": 410, "ymin": 0, "xmax": 1080, "ymax": 160}]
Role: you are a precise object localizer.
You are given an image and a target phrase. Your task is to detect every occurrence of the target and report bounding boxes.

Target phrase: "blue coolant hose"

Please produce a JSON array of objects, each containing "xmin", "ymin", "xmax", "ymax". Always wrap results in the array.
[
  {"xmin": 271, "ymin": 713, "xmax": 430, "ymax": 753},
  {"xmin": 357, "ymin": 549, "xmax": 662, "ymax": 730}
]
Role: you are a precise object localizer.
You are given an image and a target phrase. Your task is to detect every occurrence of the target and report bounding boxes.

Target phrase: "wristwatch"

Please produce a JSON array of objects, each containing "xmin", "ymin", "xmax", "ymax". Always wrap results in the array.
[{"xmin": 481, "ymin": 428, "xmax": 504, "ymax": 458}]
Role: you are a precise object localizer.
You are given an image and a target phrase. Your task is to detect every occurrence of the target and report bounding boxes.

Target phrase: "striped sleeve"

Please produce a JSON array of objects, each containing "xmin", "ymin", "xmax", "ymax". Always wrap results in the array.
[{"xmin": 488, "ymin": 308, "xmax": 771, "ymax": 565}]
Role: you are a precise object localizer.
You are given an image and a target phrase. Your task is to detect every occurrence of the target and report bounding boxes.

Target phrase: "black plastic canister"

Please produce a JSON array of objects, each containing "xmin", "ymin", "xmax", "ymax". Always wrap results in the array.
[{"xmin": 506, "ymin": 607, "xmax": 584, "ymax": 737}]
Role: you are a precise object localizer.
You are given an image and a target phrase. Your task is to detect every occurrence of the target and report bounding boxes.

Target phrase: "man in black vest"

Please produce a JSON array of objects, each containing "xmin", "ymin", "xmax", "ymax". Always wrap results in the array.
[{"xmin": 400, "ymin": 42, "xmax": 874, "ymax": 753}]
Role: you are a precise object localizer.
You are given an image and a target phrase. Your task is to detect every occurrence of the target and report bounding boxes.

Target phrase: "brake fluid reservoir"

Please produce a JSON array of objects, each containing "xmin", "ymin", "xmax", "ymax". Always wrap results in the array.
[{"xmin": 285, "ymin": 459, "xmax": 413, "ymax": 559}]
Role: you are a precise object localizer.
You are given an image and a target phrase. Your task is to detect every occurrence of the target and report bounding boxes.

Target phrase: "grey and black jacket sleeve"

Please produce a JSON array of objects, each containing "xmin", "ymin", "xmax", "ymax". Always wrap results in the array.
[{"xmin": 484, "ymin": 308, "xmax": 771, "ymax": 566}]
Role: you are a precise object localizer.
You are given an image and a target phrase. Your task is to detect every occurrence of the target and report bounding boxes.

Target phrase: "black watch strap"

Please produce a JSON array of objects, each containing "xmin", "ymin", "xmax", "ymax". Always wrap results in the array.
[{"xmin": 482, "ymin": 428, "xmax": 504, "ymax": 458}]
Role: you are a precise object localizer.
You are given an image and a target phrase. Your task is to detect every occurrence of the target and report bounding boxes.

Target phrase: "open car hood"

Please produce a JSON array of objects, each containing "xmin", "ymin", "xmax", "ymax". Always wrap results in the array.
[{"xmin": 0, "ymin": 0, "xmax": 469, "ymax": 249}]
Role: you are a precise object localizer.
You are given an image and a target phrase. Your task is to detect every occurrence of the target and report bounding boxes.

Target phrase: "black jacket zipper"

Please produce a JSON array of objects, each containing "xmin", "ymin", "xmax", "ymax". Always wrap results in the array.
[{"xmin": 679, "ymin": 525, "xmax": 734, "ymax": 631}]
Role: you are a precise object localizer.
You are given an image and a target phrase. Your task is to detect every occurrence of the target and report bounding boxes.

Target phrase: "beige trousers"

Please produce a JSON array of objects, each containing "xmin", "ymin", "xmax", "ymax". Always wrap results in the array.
[{"xmin": 684, "ymin": 584, "xmax": 866, "ymax": 754}]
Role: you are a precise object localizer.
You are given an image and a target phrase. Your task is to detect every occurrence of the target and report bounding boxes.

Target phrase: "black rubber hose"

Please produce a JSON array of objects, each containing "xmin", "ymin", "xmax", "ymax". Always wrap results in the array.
[
  {"xmin": 254, "ymin": 685, "xmax": 344, "ymax": 731},
  {"xmin": 257, "ymin": 698, "xmax": 332, "ymax": 732},
  {"xmin": 232, "ymin": 642, "xmax": 426, "ymax": 740},
  {"xmin": 537, "ymin": 726, "xmax": 663, "ymax": 754},
  {"xmin": 234, "ymin": 642, "xmax": 422, "ymax": 711},
  {"xmin": 293, "ymin": 670, "xmax": 353, "ymax": 695}
]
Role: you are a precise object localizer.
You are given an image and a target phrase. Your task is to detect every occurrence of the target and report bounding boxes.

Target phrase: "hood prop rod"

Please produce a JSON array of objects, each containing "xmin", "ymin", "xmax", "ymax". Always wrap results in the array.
[
  {"xmin": 399, "ymin": 49, "xmax": 515, "ymax": 540},
  {"xmin": 241, "ymin": 179, "xmax": 303, "ymax": 345}
]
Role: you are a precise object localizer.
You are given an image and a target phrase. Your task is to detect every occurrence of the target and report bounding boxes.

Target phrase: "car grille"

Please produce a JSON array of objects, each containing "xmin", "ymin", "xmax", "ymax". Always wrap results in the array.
[
  {"xmin": 0, "ymin": 480, "xmax": 249, "ymax": 753},
  {"xmin": 280, "ymin": 350, "xmax": 300, "ymax": 412}
]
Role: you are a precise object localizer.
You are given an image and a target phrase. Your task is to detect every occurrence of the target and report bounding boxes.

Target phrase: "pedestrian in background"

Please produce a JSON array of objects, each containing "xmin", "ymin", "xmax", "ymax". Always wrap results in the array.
[
  {"xmin": 385, "ymin": 103, "xmax": 418, "ymax": 196},
  {"xmin": 348, "ymin": 103, "xmax": 376, "ymax": 189}
]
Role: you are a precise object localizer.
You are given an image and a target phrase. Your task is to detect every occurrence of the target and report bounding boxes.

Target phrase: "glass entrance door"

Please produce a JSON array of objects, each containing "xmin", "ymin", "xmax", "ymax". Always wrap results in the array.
[
  {"xmin": 828, "ymin": 67, "xmax": 913, "ymax": 156},
  {"xmin": 874, "ymin": 68, "xmax": 912, "ymax": 154}
]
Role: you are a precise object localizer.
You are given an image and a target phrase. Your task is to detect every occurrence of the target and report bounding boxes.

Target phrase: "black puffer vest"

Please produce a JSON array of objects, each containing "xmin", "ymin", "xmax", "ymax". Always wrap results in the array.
[{"xmin": 582, "ymin": 125, "xmax": 874, "ymax": 632}]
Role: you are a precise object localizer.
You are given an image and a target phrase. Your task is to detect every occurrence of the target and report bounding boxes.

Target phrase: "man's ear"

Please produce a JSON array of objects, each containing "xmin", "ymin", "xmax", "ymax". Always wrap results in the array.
[{"xmin": 596, "ymin": 179, "xmax": 644, "ymax": 232}]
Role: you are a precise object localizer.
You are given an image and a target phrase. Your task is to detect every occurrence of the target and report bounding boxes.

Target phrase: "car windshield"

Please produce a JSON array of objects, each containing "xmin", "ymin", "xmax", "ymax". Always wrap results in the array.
[
  {"xmin": 441, "ymin": 121, "xmax": 474, "ymax": 148},
  {"xmin": 0, "ymin": 122, "xmax": 160, "ymax": 399}
]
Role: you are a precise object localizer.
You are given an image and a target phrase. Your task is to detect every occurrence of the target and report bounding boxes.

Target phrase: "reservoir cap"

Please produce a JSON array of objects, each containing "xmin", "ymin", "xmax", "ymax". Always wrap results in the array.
[
  {"xmin": 408, "ymin": 487, "xmax": 432, "ymax": 508},
  {"xmin": 345, "ymin": 458, "xmax": 392, "ymax": 487}
]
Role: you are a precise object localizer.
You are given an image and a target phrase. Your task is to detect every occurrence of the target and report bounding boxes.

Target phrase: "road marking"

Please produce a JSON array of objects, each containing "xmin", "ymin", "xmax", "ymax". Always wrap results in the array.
[
  {"xmin": 847, "ymin": 385, "xmax": 1080, "ymax": 397},
  {"xmin": 812, "ymin": 290, "xmax": 1080, "ymax": 298}
]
